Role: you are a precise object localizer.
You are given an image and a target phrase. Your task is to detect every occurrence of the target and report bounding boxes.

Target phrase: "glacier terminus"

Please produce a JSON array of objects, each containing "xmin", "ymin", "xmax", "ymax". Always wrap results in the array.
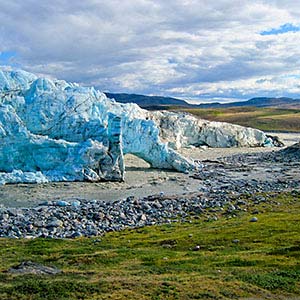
[{"xmin": 0, "ymin": 69, "xmax": 279, "ymax": 185}]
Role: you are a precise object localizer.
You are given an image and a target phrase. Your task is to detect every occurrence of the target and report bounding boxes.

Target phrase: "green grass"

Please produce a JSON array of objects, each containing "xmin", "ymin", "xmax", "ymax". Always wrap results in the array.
[
  {"xmin": 0, "ymin": 192, "xmax": 300, "ymax": 299},
  {"xmin": 169, "ymin": 107, "xmax": 300, "ymax": 132}
]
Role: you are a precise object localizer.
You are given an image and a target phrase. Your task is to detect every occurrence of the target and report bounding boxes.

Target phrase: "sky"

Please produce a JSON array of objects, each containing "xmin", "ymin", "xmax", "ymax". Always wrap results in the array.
[{"xmin": 1, "ymin": 0, "xmax": 300, "ymax": 103}]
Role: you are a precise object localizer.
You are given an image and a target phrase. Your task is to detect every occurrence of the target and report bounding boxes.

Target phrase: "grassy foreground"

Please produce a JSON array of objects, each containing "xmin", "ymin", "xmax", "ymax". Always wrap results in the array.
[
  {"xmin": 170, "ymin": 107, "xmax": 300, "ymax": 132},
  {"xmin": 0, "ymin": 192, "xmax": 300, "ymax": 300}
]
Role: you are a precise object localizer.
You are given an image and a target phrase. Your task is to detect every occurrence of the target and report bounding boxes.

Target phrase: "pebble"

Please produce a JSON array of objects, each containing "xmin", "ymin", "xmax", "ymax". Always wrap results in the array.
[
  {"xmin": 71, "ymin": 200, "xmax": 81, "ymax": 207},
  {"xmin": 47, "ymin": 219, "xmax": 63, "ymax": 228},
  {"xmin": 250, "ymin": 217, "xmax": 258, "ymax": 222},
  {"xmin": 56, "ymin": 201, "xmax": 70, "ymax": 207},
  {"xmin": 192, "ymin": 245, "xmax": 201, "ymax": 251}
]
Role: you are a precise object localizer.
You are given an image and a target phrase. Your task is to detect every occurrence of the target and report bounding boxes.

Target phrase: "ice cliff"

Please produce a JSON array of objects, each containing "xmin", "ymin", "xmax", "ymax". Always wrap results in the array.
[
  {"xmin": 149, "ymin": 111, "xmax": 272, "ymax": 149},
  {"xmin": 0, "ymin": 69, "xmax": 276, "ymax": 184}
]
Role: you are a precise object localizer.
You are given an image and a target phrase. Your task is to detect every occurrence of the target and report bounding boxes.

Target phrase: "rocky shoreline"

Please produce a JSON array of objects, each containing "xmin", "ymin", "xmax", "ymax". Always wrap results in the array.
[{"xmin": 1, "ymin": 143, "xmax": 299, "ymax": 239}]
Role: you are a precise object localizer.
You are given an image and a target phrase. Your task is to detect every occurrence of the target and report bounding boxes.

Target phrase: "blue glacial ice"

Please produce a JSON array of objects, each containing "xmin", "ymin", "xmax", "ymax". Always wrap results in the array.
[{"xmin": 0, "ymin": 69, "xmax": 275, "ymax": 184}]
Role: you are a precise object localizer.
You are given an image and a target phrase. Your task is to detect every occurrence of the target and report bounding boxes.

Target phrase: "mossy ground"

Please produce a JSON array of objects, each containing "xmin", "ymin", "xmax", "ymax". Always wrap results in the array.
[{"xmin": 0, "ymin": 192, "xmax": 300, "ymax": 299}]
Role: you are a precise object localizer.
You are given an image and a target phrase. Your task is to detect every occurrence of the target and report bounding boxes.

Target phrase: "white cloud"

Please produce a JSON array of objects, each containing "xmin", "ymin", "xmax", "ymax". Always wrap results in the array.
[{"xmin": 0, "ymin": 0, "xmax": 300, "ymax": 101}]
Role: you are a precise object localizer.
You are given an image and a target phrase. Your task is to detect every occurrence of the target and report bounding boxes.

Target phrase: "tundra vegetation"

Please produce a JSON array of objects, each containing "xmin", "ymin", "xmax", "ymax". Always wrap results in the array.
[
  {"xmin": 169, "ymin": 107, "xmax": 300, "ymax": 132},
  {"xmin": 0, "ymin": 191, "xmax": 299, "ymax": 300}
]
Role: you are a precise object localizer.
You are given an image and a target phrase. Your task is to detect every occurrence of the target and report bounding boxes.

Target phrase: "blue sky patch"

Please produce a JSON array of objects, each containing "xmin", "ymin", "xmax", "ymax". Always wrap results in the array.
[
  {"xmin": 0, "ymin": 51, "xmax": 20, "ymax": 67},
  {"xmin": 260, "ymin": 23, "xmax": 300, "ymax": 35},
  {"xmin": 0, "ymin": 51, "xmax": 17, "ymax": 64}
]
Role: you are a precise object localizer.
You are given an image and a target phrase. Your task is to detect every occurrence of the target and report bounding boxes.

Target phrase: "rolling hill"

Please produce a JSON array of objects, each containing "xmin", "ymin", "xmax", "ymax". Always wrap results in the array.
[{"xmin": 104, "ymin": 92, "xmax": 190, "ymax": 108}]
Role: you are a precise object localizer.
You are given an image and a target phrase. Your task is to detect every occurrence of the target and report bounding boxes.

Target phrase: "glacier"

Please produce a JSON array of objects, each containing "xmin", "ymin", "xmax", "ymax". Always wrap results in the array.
[{"xmin": 0, "ymin": 69, "xmax": 278, "ymax": 184}]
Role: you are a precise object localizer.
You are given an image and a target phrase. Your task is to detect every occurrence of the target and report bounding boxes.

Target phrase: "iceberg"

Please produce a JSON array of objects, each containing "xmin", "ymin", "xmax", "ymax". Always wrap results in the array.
[{"xmin": 0, "ymin": 69, "xmax": 276, "ymax": 184}]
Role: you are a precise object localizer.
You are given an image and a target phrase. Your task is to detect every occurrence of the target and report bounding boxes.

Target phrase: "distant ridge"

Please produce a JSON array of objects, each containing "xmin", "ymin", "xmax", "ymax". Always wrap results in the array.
[
  {"xmin": 198, "ymin": 97, "xmax": 300, "ymax": 109},
  {"xmin": 104, "ymin": 93, "xmax": 191, "ymax": 108},
  {"xmin": 105, "ymin": 93, "xmax": 300, "ymax": 109}
]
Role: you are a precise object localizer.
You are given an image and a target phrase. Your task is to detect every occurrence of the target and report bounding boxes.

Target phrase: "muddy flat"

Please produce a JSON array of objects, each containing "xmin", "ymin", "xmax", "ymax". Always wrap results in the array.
[{"xmin": 0, "ymin": 132, "xmax": 299, "ymax": 208}]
